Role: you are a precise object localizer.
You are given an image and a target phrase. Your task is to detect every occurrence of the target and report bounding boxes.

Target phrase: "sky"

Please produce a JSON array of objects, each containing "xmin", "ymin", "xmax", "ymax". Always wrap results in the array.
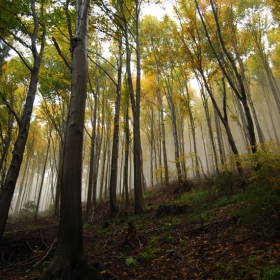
[{"xmin": 141, "ymin": 1, "xmax": 174, "ymax": 20}]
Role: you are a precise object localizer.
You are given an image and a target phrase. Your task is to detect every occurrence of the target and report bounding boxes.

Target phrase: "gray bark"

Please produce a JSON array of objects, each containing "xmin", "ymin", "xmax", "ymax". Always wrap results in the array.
[
  {"xmin": 40, "ymin": 0, "xmax": 101, "ymax": 278},
  {"xmin": 124, "ymin": 0, "xmax": 145, "ymax": 213},
  {"xmin": 34, "ymin": 136, "xmax": 50, "ymax": 221},
  {"xmin": 109, "ymin": 39, "xmax": 123, "ymax": 216}
]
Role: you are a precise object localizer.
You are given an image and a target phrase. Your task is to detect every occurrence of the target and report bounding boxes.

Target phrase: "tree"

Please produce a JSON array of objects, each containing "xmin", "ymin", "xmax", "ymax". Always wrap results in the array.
[
  {"xmin": 40, "ymin": 0, "xmax": 101, "ymax": 278},
  {"xmin": 0, "ymin": 0, "xmax": 46, "ymax": 243},
  {"xmin": 109, "ymin": 36, "xmax": 123, "ymax": 216},
  {"xmin": 39, "ymin": 46, "xmax": 71, "ymax": 216},
  {"xmin": 141, "ymin": 15, "xmax": 170, "ymax": 190},
  {"xmin": 195, "ymin": 0, "xmax": 258, "ymax": 157},
  {"xmin": 121, "ymin": 0, "xmax": 145, "ymax": 213}
]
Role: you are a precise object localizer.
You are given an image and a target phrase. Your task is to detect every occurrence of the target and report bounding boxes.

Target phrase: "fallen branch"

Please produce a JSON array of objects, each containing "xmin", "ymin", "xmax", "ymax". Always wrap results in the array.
[
  {"xmin": 185, "ymin": 218, "xmax": 232, "ymax": 234},
  {"xmin": 26, "ymin": 239, "xmax": 56, "ymax": 273}
]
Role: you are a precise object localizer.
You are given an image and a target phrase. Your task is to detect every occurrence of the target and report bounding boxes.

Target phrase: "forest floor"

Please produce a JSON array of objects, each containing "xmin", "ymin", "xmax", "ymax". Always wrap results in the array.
[{"xmin": 1, "ymin": 180, "xmax": 280, "ymax": 279}]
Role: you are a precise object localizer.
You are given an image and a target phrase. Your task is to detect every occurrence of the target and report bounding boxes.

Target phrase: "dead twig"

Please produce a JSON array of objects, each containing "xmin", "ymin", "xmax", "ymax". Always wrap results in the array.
[
  {"xmin": 40, "ymin": 230, "xmax": 48, "ymax": 247},
  {"xmin": 25, "ymin": 240, "xmax": 33, "ymax": 252},
  {"xmin": 1, "ymin": 250, "xmax": 12, "ymax": 266},
  {"xmin": 25, "ymin": 239, "xmax": 56, "ymax": 273},
  {"xmin": 185, "ymin": 218, "xmax": 232, "ymax": 234}
]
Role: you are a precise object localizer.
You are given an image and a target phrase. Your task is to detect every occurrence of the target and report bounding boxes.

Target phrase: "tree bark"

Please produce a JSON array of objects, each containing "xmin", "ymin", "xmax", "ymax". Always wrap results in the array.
[
  {"xmin": 124, "ymin": 0, "xmax": 145, "ymax": 214},
  {"xmin": 0, "ymin": 0, "xmax": 45, "ymax": 240},
  {"xmin": 34, "ymin": 135, "xmax": 50, "ymax": 221},
  {"xmin": 40, "ymin": 0, "xmax": 101, "ymax": 278},
  {"xmin": 86, "ymin": 91, "xmax": 98, "ymax": 213},
  {"xmin": 109, "ymin": 39, "xmax": 123, "ymax": 216},
  {"xmin": 164, "ymin": 82, "xmax": 183, "ymax": 184},
  {"xmin": 123, "ymin": 105, "xmax": 130, "ymax": 206}
]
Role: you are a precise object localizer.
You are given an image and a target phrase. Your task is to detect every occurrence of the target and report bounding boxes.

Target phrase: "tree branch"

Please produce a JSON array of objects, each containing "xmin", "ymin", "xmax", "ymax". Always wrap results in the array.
[
  {"xmin": 0, "ymin": 93, "xmax": 20, "ymax": 126},
  {"xmin": 52, "ymin": 36, "xmax": 72, "ymax": 71},
  {"xmin": 0, "ymin": 37, "xmax": 32, "ymax": 71}
]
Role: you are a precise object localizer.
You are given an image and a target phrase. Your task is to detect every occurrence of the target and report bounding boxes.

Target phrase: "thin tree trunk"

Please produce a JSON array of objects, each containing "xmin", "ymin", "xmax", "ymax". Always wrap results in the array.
[
  {"xmin": 0, "ymin": 3, "xmax": 45, "ymax": 241},
  {"xmin": 124, "ymin": 0, "xmax": 145, "ymax": 213},
  {"xmin": 86, "ymin": 91, "xmax": 98, "ymax": 213},
  {"xmin": 99, "ymin": 126, "xmax": 109, "ymax": 200},
  {"xmin": 14, "ymin": 151, "xmax": 31, "ymax": 214},
  {"xmin": 248, "ymin": 20, "xmax": 280, "ymax": 114},
  {"xmin": 92, "ymin": 98, "xmax": 103, "ymax": 204},
  {"xmin": 196, "ymin": 0, "xmax": 258, "ymax": 157},
  {"xmin": 109, "ymin": 39, "xmax": 123, "ymax": 216},
  {"xmin": 165, "ymin": 83, "xmax": 183, "ymax": 184},
  {"xmin": 214, "ymin": 108, "xmax": 226, "ymax": 169},
  {"xmin": 262, "ymin": 83, "xmax": 280, "ymax": 144},
  {"xmin": 34, "ymin": 136, "xmax": 50, "ymax": 221},
  {"xmin": 0, "ymin": 112, "xmax": 14, "ymax": 183},
  {"xmin": 182, "ymin": 84, "xmax": 200, "ymax": 180},
  {"xmin": 150, "ymin": 108, "xmax": 154, "ymax": 188},
  {"xmin": 200, "ymin": 85, "xmax": 220, "ymax": 174},
  {"xmin": 199, "ymin": 122, "xmax": 210, "ymax": 175},
  {"xmin": 123, "ymin": 106, "xmax": 130, "ymax": 207},
  {"xmin": 177, "ymin": 113, "xmax": 187, "ymax": 180}
]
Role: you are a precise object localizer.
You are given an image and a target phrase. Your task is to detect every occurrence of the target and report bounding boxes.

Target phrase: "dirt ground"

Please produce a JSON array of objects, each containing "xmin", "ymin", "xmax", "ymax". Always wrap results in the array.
[{"xmin": 1, "ymin": 192, "xmax": 280, "ymax": 279}]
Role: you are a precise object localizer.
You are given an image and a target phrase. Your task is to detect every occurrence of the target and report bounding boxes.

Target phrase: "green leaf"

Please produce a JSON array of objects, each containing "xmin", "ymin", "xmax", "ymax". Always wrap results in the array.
[{"xmin": 125, "ymin": 256, "xmax": 136, "ymax": 266}]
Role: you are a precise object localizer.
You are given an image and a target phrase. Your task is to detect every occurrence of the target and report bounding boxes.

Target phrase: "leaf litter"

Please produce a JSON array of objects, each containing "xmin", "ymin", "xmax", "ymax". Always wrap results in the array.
[{"xmin": 1, "ymin": 186, "xmax": 280, "ymax": 279}]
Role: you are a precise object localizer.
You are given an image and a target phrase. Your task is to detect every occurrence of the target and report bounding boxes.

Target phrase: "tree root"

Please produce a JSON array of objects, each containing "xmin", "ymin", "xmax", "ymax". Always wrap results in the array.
[{"xmin": 39, "ymin": 255, "xmax": 102, "ymax": 280}]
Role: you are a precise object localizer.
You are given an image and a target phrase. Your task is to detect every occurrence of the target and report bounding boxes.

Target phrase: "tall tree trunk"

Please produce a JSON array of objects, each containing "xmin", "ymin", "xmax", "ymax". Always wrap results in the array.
[
  {"xmin": 232, "ymin": 93, "xmax": 251, "ymax": 153},
  {"xmin": 0, "ymin": 111, "xmax": 14, "ymax": 185},
  {"xmin": 156, "ymin": 79, "xmax": 169, "ymax": 190},
  {"xmin": 177, "ymin": 112, "xmax": 187, "ymax": 180},
  {"xmin": 109, "ymin": 39, "xmax": 123, "ymax": 216},
  {"xmin": 198, "ymin": 81, "xmax": 220, "ymax": 174},
  {"xmin": 86, "ymin": 91, "xmax": 98, "ymax": 213},
  {"xmin": 0, "ymin": 1, "xmax": 45, "ymax": 240},
  {"xmin": 40, "ymin": 0, "xmax": 101, "ymax": 278},
  {"xmin": 54, "ymin": 138, "xmax": 64, "ymax": 216},
  {"xmin": 262, "ymin": 83, "xmax": 280, "ymax": 144},
  {"xmin": 202, "ymin": 76, "xmax": 244, "ymax": 179},
  {"xmin": 92, "ymin": 98, "xmax": 103, "ymax": 204},
  {"xmin": 182, "ymin": 84, "xmax": 200, "ymax": 180},
  {"xmin": 149, "ymin": 108, "xmax": 154, "ymax": 188},
  {"xmin": 123, "ymin": 106, "xmax": 130, "ymax": 207},
  {"xmin": 100, "ymin": 125, "xmax": 110, "ymax": 199},
  {"xmin": 199, "ymin": 121, "xmax": 210, "ymax": 175},
  {"xmin": 34, "ymin": 136, "xmax": 50, "ymax": 221},
  {"xmin": 124, "ymin": 0, "xmax": 145, "ymax": 214},
  {"xmin": 195, "ymin": 0, "xmax": 258, "ymax": 158},
  {"xmin": 165, "ymin": 83, "xmax": 183, "ymax": 184},
  {"xmin": 14, "ymin": 149, "xmax": 32, "ymax": 214},
  {"xmin": 214, "ymin": 108, "xmax": 226, "ymax": 169},
  {"xmin": 248, "ymin": 19, "xmax": 280, "ymax": 114}
]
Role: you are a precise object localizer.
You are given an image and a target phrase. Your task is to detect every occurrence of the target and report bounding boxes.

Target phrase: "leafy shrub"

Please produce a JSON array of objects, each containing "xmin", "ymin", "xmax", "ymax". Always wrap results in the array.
[
  {"xmin": 236, "ymin": 144, "xmax": 280, "ymax": 226},
  {"xmin": 237, "ymin": 166, "xmax": 280, "ymax": 226},
  {"xmin": 261, "ymin": 267, "xmax": 280, "ymax": 280},
  {"xmin": 208, "ymin": 171, "xmax": 237, "ymax": 193},
  {"xmin": 177, "ymin": 190, "xmax": 209, "ymax": 205},
  {"xmin": 20, "ymin": 201, "xmax": 36, "ymax": 214},
  {"xmin": 139, "ymin": 236, "xmax": 159, "ymax": 259},
  {"xmin": 125, "ymin": 256, "xmax": 137, "ymax": 266},
  {"xmin": 143, "ymin": 188, "xmax": 155, "ymax": 199},
  {"xmin": 213, "ymin": 193, "xmax": 241, "ymax": 207}
]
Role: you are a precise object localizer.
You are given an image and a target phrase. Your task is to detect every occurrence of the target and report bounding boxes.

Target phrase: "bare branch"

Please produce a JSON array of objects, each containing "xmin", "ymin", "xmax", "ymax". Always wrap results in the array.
[
  {"xmin": 0, "ymin": 92, "xmax": 20, "ymax": 126},
  {"xmin": 88, "ymin": 55, "xmax": 117, "ymax": 86},
  {"xmin": 0, "ymin": 36, "xmax": 32, "ymax": 71},
  {"xmin": 52, "ymin": 36, "xmax": 72, "ymax": 71}
]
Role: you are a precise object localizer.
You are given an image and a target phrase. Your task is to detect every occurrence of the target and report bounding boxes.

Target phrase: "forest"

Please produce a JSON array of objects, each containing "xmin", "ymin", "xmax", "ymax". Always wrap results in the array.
[{"xmin": 1, "ymin": 0, "xmax": 280, "ymax": 279}]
